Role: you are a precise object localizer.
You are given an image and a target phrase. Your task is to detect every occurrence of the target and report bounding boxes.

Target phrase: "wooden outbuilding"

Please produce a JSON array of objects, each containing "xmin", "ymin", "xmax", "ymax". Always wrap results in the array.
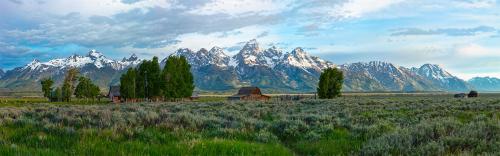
[
  {"xmin": 228, "ymin": 87, "xmax": 270, "ymax": 101},
  {"xmin": 107, "ymin": 86, "xmax": 121, "ymax": 103},
  {"xmin": 454, "ymin": 93, "xmax": 467, "ymax": 98},
  {"xmin": 468, "ymin": 91, "xmax": 478, "ymax": 98}
]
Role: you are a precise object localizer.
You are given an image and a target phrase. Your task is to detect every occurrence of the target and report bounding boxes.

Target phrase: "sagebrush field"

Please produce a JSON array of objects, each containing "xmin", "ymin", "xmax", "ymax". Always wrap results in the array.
[{"xmin": 0, "ymin": 95, "xmax": 499, "ymax": 155}]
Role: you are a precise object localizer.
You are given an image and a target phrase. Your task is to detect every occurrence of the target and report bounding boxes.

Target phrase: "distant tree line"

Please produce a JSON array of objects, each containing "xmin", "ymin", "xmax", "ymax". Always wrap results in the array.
[
  {"xmin": 120, "ymin": 56, "xmax": 194, "ymax": 102},
  {"xmin": 41, "ymin": 68, "xmax": 100, "ymax": 102}
]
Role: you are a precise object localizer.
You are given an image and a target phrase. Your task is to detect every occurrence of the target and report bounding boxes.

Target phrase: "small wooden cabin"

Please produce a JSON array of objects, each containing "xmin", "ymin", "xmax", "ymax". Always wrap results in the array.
[
  {"xmin": 454, "ymin": 93, "xmax": 467, "ymax": 98},
  {"xmin": 108, "ymin": 86, "xmax": 121, "ymax": 103},
  {"xmin": 228, "ymin": 87, "xmax": 270, "ymax": 101}
]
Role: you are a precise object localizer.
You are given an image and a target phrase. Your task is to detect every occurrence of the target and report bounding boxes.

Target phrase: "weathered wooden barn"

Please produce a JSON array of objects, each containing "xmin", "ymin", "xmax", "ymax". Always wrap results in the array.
[
  {"xmin": 228, "ymin": 87, "xmax": 270, "ymax": 101},
  {"xmin": 454, "ymin": 93, "xmax": 467, "ymax": 98},
  {"xmin": 468, "ymin": 91, "xmax": 479, "ymax": 98},
  {"xmin": 107, "ymin": 86, "xmax": 121, "ymax": 103}
]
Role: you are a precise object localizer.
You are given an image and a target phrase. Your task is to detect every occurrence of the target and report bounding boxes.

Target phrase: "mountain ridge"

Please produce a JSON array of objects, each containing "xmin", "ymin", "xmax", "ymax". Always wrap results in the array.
[
  {"xmin": 0, "ymin": 50, "xmax": 142, "ymax": 91},
  {"xmin": 468, "ymin": 77, "xmax": 500, "ymax": 92},
  {"xmin": 0, "ymin": 40, "xmax": 479, "ymax": 93}
]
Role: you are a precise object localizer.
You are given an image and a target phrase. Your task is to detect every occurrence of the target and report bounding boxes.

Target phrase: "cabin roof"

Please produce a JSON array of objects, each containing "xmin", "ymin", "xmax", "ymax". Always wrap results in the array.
[{"xmin": 236, "ymin": 87, "xmax": 261, "ymax": 95}]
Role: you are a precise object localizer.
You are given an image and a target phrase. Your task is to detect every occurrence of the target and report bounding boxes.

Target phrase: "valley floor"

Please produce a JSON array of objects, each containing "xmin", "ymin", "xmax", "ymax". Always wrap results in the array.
[{"xmin": 0, "ymin": 95, "xmax": 499, "ymax": 155}]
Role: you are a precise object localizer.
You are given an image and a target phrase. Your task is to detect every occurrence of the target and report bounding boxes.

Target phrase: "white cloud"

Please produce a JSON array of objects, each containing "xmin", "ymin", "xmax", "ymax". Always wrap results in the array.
[
  {"xmin": 456, "ymin": 43, "xmax": 500, "ymax": 58},
  {"xmin": 454, "ymin": 0, "xmax": 496, "ymax": 8},
  {"xmin": 189, "ymin": 0, "xmax": 292, "ymax": 16},
  {"xmin": 330, "ymin": 0, "xmax": 404, "ymax": 18},
  {"xmin": 8, "ymin": 0, "xmax": 173, "ymax": 17}
]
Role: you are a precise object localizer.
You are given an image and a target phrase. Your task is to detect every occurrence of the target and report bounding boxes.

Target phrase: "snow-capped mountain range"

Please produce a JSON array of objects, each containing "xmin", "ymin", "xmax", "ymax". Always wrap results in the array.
[
  {"xmin": 340, "ymin": 62, "xmax": 470, "ymax": 92},
  {"xmin": 0, "ymin": 39, "xmax": 488, "ymax": 92},
  {"xmin": 0, "ymin": 50, "xmax": 142, "ymax": 91},
  {"xmin": 468, "ymin": 77, "xmax": 500, "ymax": 92},
  {"xmin": 23, "ymin": 50, "xmax": 141, "ymax": 72}
]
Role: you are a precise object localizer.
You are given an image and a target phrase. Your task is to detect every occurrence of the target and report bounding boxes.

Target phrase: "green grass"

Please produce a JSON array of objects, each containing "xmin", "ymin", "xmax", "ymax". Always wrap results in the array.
[
  {"xmin": 292, "ymin": 128, "xmax": 363, "ymax": 155},
  {"xmin": 0, "ymin": 95, "xmax": 498, "ymax": 155},
  {"xmin": 194, "ymin": 96, "xmax": 228, "ymax": 102},
  {"xmin": 0, "ymin": 97, "xmax": 110, "ymax": 107},
  {"xmin": 0, "ymin": 123, "xmax": 292, "ymax": 156}
]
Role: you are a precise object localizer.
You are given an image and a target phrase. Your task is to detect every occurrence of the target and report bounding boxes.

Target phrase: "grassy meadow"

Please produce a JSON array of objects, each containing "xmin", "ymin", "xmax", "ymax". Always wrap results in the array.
[{"xmin": 0, "ymin": 94, "xmax": 499, "ymax": 155}]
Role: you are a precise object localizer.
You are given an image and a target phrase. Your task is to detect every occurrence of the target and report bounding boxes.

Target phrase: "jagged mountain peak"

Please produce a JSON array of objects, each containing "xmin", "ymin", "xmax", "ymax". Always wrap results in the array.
[
  {"xmin": 123, "ymin": 53, "xmax": 139, "ymax": 62},
  {"xmin": 209, "ymin": 46, "xmax": 228, "ymax": 57},
  {"xmin": 30, "ymin": 59, "xmax": 41, "ymax": 64},
  {"xmin": 174, "ymin": 48, "xmax": 195, "ymax": 55},
  {"xmin": 420, "ymin": 63, "xmax": 440, "ymax": 68},
  {"xmin": 414, "ymin": 63, "xmax": 453, "ymax": 80},
  {"xmin": 291, "ymin": 47, "xmax": 305, "ymax": 54},
  {"xmin": 341, "ymin": 61, "xmax": 403, "ymax": 76},
  {"xmin": 88, "ymin": 49, "xmax": 104, "ymax": 58},
  {"xmin": 23, "ymin": 59, "xmax": 43, "ymax": 70},
  {"xmin": 240, "ymin": 39, "xmax": 261, "ymax": 54},
  {"xmin": 264, "ymin": 46, "xmax": 283, "ymax": 57},
  {"xmin": 198, "ymin": 48, "xmax": 209, "ymax": 53},
  {"xmin": 68, "ymin": 54, "xmax": 80, "ymax": 59},
  {"xmin": 233, "ymin": 40, "xmax": 285, "ymax": 68},
  {"xmin": 167, "ymin": 47, "xmax": 230, "ymax": 68},
  {"xmin": 245, "ymin": 39, "xmax": 259, "ymax": 46},
  {"xmin": 343, "ymin": 61, "xmax": 394, "ymax": 68},
  {"xmin": 280, "ymin": 48, "xmax": 334, "ymax": 70}
]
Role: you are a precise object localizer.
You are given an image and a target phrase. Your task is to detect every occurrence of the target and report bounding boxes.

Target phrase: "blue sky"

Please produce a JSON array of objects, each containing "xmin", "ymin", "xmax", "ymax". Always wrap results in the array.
[{"xmin": 1, "ymin": 0, "xmax": 500, "ymax": 79}]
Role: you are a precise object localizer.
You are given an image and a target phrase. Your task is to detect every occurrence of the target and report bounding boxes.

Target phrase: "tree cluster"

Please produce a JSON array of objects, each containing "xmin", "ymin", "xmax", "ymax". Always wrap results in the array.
[
  {"xmin": 75, "ymin": 77, "xmax": 101, "ymax": 100},
  {"xmin": 120, "ymin": 56, "xmax": 194, "ymax": 101},
  {"xmin": 317, "ymin": 68, "xmax": 344, "ymax": 99},
  {"xmin": 40, "ymin": 68, "xmax": 101, "ymax": 102}
]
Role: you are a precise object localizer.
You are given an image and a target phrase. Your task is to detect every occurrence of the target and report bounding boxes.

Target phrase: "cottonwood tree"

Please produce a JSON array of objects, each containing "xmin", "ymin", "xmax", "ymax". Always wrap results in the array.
[
  {"xmin": 75, "ymin": 76, "xmax": 100, "ymax": 102},
  {"xmin": 162, "ymin": 55, "xmax": 194, "ymax": 100},
  {"xmin": 119, "ymin": 55, "xmax": 195, "ymax": 102},
  {"xmin": 120, "ymin": 68, "xmax": 136, "ymax": 102},
  {"xmin": 149, "ymin": 57, "xmax": 162, "ymax": 100},
  {"xmin": 41, "ymin": 78, "xmax": 54, "ymax": 101},
  {"xmin": 54, "ymin": 87, "xmax": 63, "ymax": 102},
  {"xmin": 317, "ymin": 68, "xmax": 344, "ymax": 99},
  {"xmin": 134, "ymin": 57, "xmax": 162, "ymax": 100},
  {"xmin": 62, "ymin": 68, "xmax": 79, "ymax": 102}
]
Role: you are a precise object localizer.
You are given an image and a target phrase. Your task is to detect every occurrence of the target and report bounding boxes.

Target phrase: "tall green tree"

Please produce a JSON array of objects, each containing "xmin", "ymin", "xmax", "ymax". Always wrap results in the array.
[
  {"xmin": 89, "ymin": 84, "xmax": 100, "ymax": 100},
  {"xmin": 41, "ymin": 78, "xmax": 54, "ymax": 101},
  {"xmin": 149, "ymin": 57, "xmax": 162, "ymax": 98},
  {"xmin": 317, "ymin": 68, "xmax": 344, "ymax": 99},
  {"xmin": 74, "ymin": 76, "xmax": 101, "ymax": 101},
  {"xmin": 62, "ymin": 68, "xmax": 79, "ymax": 102},
  {"xmin": 54, "ymin": 87, "xmax": 63, "ymax": 102},
  {"xmin": 178, "ymin": 56, "xmax": 194, "ymax": 97},
  {"xmin": 162, "ymin": 56, "xmax": 194, "ymax": 99},
  {"xmin": 134, "ymin": 57, "xmax": 162, "ymax": 100},
  {"xmin": 75, "ymin": 77, "xmax": 89, "ymax": 99},
  {"xmin": 120, "ymin": 68, "xmax": 136, "ymax": 101},
  {"xmin": 162, "ymin": 56, "xmax": 178, "ymax": 99},
  {"xmin": 135, "ymin": 60, "xmax": 149, "ymax": 99}
]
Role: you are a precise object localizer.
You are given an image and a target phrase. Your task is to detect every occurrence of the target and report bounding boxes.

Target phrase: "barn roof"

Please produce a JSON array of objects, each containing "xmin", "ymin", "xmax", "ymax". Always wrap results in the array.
[
  {"xmin": 108, "ymin": 86, "xmax": 120, "ymax": 96},
  {"xmin": 236, "ymin": 87, "xmax": 261, "ymax": 95}
]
